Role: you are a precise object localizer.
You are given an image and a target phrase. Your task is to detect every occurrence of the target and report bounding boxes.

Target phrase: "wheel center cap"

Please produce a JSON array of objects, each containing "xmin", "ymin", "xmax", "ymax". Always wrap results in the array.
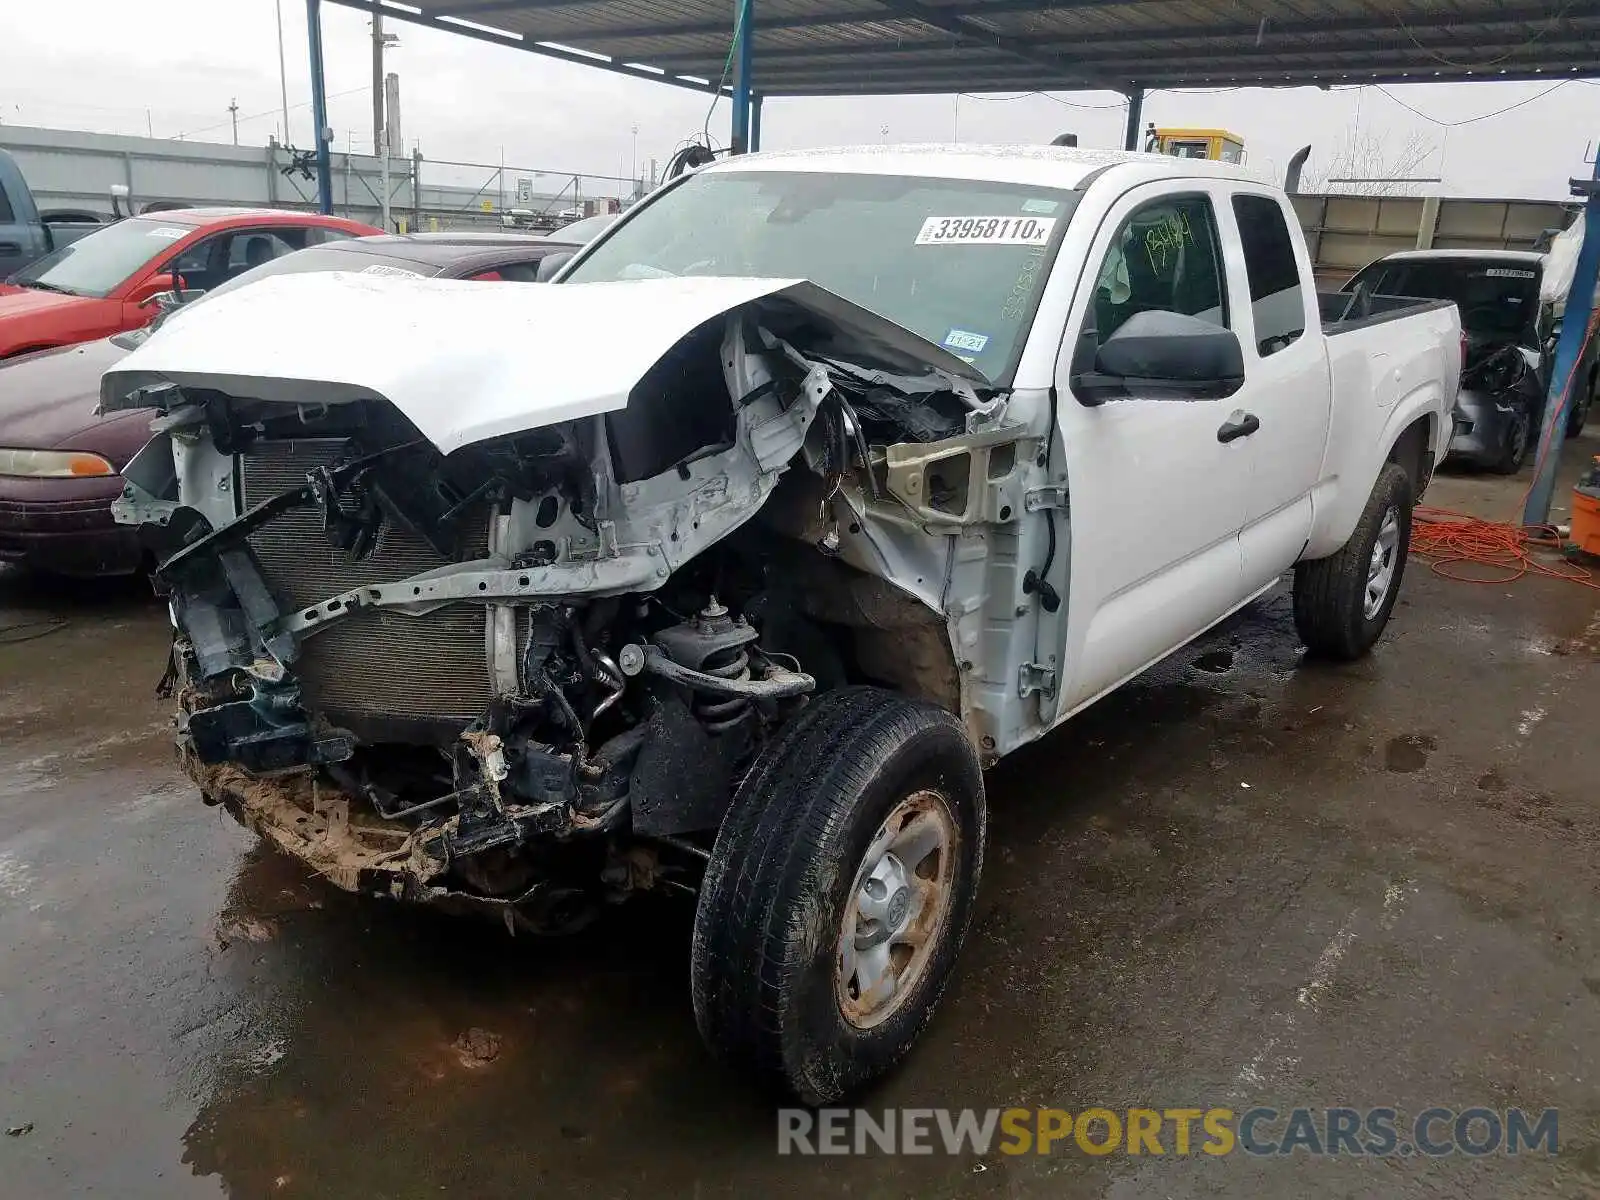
[{"xmin": 886, "ymin": 886, "xmax": 911, "ymax": 929}]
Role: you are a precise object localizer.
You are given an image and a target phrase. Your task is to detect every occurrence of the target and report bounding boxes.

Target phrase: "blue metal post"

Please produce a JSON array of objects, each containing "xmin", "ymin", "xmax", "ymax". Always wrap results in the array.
[
  {"xmin": 1523, "ymin": 156, "xmax": 1600, "ymax": 526},
  {"xmin": 730, "ymin": 0, "xmax": 754, "ymax": 154},
  {"xmin": 750, "ymin": 94, "xmax": 763, "ymax": 152},
  {"xmin": 306, "ymin": 0, "xmax": 334, "ymax": 214}
]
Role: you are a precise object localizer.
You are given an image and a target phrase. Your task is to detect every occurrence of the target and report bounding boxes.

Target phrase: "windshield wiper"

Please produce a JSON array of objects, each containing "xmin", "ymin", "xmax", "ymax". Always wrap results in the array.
[{"xmin": 19, "ymin": 280, "xmax": 80, "ymax": 296}]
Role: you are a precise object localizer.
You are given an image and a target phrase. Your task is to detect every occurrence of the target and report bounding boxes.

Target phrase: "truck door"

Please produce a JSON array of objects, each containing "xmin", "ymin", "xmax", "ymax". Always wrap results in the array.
[
  {"xmin": 0, "ymin": 183, "xmax": 45, "ymax": 281},
  {"xmin": 1220, "ymin": 190, "xmax": 1333, "ymax": 590},
  {"xmin": 1047, "ymin": 184, "xmax": 1253, "ymax": 714}
]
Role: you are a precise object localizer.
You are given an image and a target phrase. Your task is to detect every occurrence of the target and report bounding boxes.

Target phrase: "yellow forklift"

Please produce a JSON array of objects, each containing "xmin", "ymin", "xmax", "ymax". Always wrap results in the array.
[{"xmin": 1143, "ymin": 125, "xmax": 1246, "ymax": 164}]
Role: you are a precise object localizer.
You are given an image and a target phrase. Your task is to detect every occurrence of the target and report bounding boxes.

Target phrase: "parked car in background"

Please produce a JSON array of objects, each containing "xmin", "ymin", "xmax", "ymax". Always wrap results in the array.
[
  {"xmin": 104, "ymin": 147, "xmax": 1458, "ymax": 1103},
  {"xmin": 548, "ymin": 212, "xmax": 617, "ymax": 244},
  {"xmin": 0, "ymin": 207, "xmax": 377, "ymax": 360},
  {"xmin": 1344, "ymin": 249, "xmax": 1557, "ymax": 472},
  {"xmin": 0, "ymin": 147, "xmax": 111, "ymax": 280},
  {"xmin": 0, "ymin": 231, "xmax": 579, "ymax": 577}
]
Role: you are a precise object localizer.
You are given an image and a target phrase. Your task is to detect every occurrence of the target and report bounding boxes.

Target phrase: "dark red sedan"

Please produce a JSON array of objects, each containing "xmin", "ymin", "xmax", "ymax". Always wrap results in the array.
[{"xmin": 0, "ymin": 232, "xmax": 581, "ymax": 577}]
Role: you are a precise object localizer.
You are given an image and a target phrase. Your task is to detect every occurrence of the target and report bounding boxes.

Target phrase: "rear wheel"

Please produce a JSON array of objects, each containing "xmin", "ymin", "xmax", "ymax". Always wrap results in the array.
[
  {"xmin": 1491, "ymin": 405, "xmax": 1532, "ymax": 474},
  {"xmin": 690, "ymin": 687, "xmax": 985, "ymax": 1105},
  {"xmin": 1293, "ymin": 463, "xmax": 1414, "ymax": 661}
]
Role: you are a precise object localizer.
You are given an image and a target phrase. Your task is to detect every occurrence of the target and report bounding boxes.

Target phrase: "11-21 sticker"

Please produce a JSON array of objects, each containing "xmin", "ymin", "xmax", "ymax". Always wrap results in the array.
[{"xmin": 915, "ymin": 216, "xmax": 1055, "ymax": 246}]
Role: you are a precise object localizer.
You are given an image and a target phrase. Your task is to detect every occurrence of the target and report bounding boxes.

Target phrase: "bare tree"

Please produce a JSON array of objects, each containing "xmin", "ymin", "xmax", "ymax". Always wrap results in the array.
[{"xmin": 1303, "ymin": 130, "xmax": 1438, "ymax": 196}]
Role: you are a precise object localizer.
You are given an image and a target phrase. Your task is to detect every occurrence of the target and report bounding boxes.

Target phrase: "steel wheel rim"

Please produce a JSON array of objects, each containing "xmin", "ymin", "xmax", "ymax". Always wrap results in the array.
[
  {"xmin": 836, "ymin": 789, "xmax": 959, "ymax": 1029},
  {"xmin": 1364, "ymin": 505, "xmax": 1400, "ymax": 620}
]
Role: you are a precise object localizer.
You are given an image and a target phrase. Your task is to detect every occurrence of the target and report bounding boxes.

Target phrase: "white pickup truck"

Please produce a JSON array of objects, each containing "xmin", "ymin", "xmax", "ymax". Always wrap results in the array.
[{"xmin": 103, "ymin": 146, "xmax": 1459, "ymax": 1104}]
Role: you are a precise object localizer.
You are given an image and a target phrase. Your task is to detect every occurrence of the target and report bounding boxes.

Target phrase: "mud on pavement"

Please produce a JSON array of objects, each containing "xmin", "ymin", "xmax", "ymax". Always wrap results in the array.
[{"xmin": 2, "ymin": 559, "xmax": 1598, "ymax": 1199}]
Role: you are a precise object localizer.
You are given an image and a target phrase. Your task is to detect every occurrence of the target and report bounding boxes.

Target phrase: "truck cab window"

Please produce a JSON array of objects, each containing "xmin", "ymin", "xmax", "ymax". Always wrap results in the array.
[
  {"xmin": 1231, "ymin": 194, "xmax": 1306, "ymax": 356},
  {"xmin": 1091, "ymin": 195, "xmax": 1226, "ymax": 343}
]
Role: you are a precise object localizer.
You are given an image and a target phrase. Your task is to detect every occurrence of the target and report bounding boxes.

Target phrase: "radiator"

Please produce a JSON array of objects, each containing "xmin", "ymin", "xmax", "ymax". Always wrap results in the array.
[{"xmin": 239, "ymin": 438, "xmax": 493, "ymax": 725}]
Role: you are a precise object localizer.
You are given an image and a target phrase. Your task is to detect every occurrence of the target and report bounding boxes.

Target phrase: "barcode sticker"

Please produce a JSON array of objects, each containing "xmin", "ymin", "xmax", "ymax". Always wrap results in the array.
[{"xmin": 915, "ymin": 216, "xmax": 1055, "ymax": 246}]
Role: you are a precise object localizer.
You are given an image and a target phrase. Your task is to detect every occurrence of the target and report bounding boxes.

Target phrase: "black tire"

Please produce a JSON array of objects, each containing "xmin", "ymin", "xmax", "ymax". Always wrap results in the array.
[
  {"xmin": 690, "ymin": 687, "xmax": 985, "ymax": 1105},
  {"xmin": 1567, "ymin": 374, "xmax": 1595, "ymax": 439},
  {"xmin": 1293, "ymin": 462, "xmax": 1414, "ymax": 661},
  {"xmin": 1490, "ymin": 405, "xmax": 1533, "ymax": 474}
]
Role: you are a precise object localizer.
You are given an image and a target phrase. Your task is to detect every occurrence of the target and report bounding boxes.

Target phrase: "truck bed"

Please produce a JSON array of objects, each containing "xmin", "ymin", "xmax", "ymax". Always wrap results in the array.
[{"xmin": 1319, "ymin": 290, "xmax": 1456, "ymax": 335}]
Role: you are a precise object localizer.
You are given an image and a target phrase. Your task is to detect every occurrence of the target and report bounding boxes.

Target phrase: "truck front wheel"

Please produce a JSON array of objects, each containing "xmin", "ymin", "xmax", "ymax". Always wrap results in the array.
[
  {"xmin": 1293, "ymin": 462, "xmax": 1414, "ymax": 660},
  {"xmin": 690, "ymin": 687, "xmax": 985, "ymax": 1105}
]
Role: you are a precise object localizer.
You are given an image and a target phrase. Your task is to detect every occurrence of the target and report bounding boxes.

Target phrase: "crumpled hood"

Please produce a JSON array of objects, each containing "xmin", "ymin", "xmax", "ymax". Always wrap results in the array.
[{"xmin": 100, "ymin": 272, "xmax": 989, "ymax": 454}]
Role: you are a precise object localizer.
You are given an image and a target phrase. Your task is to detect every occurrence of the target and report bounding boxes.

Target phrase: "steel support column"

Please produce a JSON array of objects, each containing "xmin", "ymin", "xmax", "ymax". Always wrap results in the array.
[
  {"xmin": 1524, "ymin": 156, "xmax": 1600, "ymax": 525},
  {"xmin": 1123, "ymin": 85, "xmax": 1144, "ymax": 151},
  {"xmin": 307, "ymin": 0, "xmax": 334, "ymax": 214},
  {"xmin": 730, "ymin": 0, "xmax": 754, "ymax": 153},
  {"xmin": 750, "ymin": 94, "xmax": 763, "ymax": 152}
]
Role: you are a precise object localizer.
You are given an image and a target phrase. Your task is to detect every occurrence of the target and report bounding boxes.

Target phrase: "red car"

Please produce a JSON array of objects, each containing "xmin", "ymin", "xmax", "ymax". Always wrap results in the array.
[
  {"xmin": 0, "ymin": 208, "xmax": 377, "ymax": 359},
  {"xmin": 0, "ymin": 231, "xmax": 583, "ymax": 578}
]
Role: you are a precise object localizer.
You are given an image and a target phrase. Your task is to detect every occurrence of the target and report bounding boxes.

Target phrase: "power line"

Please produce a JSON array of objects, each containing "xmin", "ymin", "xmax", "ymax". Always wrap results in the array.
[
  {"xmin": 960, "ymin": 91, "xmax": 1126, "ymax": 110},
  {"xmin": 1374, "ymin": 79, "xmax": 1575, "ymax": 129},
  {"xmin": 170, "ymin": 86, "xmax": 366, "ymax": 141}
]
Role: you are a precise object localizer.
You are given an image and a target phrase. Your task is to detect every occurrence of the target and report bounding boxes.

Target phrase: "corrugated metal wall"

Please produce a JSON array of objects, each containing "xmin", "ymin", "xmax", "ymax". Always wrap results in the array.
[
  {"xmin": 0, "ymin": 125, "xmax": 621, "ymax": 231},
  {"xmin": 1291, "ymin": 192, "xmax": 1577, "ymax": 287}
]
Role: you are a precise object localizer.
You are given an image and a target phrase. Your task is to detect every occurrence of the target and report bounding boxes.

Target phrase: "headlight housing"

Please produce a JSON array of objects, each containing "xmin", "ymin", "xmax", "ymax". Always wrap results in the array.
[{"xmin": 0, "ymin": 448, "xmax": 117, "ymax": 478}]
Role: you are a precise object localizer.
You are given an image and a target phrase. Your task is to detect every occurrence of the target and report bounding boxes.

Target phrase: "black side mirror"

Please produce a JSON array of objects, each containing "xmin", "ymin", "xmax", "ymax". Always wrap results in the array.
[
  {"xmin": 1072, "ymin": 310, "xmax": 1245, "ymax": 404},
  {"xmin": 535, "ymin": 251, "xmax": 573, "ymax": 282}
]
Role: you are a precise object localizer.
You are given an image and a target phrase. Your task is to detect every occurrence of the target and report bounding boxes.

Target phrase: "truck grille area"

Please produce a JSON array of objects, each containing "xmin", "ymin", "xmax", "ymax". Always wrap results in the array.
[{"xmin": 239, "ymin": 438, "xmax": 493, "ymax": 728}]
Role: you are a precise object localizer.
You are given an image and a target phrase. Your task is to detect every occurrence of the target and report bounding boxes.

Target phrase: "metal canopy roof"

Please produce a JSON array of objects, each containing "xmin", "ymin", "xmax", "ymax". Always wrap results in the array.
[{"xmin": 334, "ymin": 0, "xmax": 1600, "ymax": 97}]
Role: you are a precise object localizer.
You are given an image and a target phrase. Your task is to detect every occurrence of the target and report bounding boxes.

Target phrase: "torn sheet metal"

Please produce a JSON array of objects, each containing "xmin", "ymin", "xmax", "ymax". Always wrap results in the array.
[{"xmin": 100, "ymin": 273, "xmax": 989, "ymax": 454}]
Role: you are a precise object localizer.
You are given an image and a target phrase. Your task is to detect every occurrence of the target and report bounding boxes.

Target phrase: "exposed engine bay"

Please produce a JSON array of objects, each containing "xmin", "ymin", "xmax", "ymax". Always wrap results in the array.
[{"xmin": 103, "ymin": 273, "xmax": 1039, "ymax": 931}]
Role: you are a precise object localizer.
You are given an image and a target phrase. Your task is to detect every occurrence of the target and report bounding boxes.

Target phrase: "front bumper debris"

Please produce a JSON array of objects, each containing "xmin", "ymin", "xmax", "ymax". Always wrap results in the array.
[{"xmin": 188, "ymin": 757, "xmax": 558, "ymax": 931}]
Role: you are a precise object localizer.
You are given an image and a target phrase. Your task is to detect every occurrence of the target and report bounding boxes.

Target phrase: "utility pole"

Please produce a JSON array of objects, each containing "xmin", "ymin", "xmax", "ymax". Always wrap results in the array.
[
  {"xmin": 275, "ymin": 0, "xmax": 291, "ymax": 144},
  {"xmin": 372, "ymin": 8, "xmax": 385, "ymax": 156},
  {"xmin": 229, "ymin": 98, "xmax": 239, "ymax": 145}
]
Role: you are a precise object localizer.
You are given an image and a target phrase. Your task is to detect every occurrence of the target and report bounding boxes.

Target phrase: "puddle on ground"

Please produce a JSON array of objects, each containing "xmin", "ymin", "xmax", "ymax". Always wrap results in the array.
[
  {"xmin": 1384, "ymin": 733, "xmax": 1437, "ymax": 773},
  {"xmin": 1192, "ymin": 649, "xmax": 1235, "ymax": 674}
]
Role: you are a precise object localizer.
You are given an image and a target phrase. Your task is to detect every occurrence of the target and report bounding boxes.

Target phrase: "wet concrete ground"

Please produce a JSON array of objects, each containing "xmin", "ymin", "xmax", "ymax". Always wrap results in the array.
[{"xmin": 2, "ymin": 437, "xmax": 1599, "ymax": 1199}]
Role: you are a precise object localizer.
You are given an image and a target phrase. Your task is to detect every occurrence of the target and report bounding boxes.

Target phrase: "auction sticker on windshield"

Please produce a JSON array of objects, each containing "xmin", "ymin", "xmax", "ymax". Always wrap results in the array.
[{"xmin": 916, "ymin": 216, "xmax": 1055, "ymax": 246}]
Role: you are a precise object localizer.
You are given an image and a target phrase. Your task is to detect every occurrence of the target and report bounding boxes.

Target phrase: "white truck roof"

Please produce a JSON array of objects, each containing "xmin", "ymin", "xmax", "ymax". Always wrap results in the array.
[{"xmin": 699, "ymin": 143, "xmax": 1270, "ymax": 191}]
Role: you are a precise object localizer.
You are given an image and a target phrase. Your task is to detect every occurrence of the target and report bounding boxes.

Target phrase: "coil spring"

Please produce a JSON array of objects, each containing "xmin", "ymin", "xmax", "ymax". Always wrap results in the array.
[{"xmin": 695, "ymin": 644, "xmax": 752, "ymax": 735}]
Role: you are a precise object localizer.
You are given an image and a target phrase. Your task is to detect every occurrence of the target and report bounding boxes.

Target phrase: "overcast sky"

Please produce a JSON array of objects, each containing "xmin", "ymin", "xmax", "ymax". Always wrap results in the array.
[{"xmin": 3, "ymin": 0, "xmax": 1596, "ymax": 199}]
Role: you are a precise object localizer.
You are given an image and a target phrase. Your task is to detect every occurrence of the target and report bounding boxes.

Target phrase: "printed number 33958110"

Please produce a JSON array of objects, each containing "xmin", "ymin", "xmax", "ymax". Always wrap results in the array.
[{"xmin": 915, "ymin": 216, "xmax": 1056, "ymax": 246}]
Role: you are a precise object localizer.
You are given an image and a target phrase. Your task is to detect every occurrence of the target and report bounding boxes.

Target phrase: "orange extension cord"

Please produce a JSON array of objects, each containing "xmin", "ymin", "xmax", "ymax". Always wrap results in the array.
[{"xmin": 1410, "ymin": 307, "xmax": 1600, "ymax": 591}]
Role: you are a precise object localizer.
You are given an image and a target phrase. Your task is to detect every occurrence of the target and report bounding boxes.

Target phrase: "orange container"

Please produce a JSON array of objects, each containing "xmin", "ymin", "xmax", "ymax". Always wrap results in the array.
[{"xmin": 1573, "ymin": 457, "xmax": 1600, "ymax": 557}]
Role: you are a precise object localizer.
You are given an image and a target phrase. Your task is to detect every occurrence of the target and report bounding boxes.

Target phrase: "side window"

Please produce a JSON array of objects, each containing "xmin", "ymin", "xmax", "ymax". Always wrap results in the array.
[
  {"xmin": 225, "ymin": 230, "xmax": 301, "ymax": 277},
  {"xmin": 484, "ymin": 261, "xmax": 543, "ymax": 282},
  {"xmin": 168, "ymin": 238, "xmax": 215, "ymax": 278},
  {"xmin": 1090, "ymin": 195, "xmax": 1227, "ymax": 344},
  {"xmin": 304, "ymin": 227, "xmax": 356, "ymax": 246},
  {"xmin": 1232, "ymin": 194, "xmax": 1306, "ymax": 356},
  {"xmin": 0, "ymin": 186, "xmax": 14, "ymax": 224}
]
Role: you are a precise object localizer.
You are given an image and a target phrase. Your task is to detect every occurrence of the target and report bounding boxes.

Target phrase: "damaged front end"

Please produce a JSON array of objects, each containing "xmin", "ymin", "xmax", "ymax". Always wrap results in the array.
[{"xmin": 105, "ymin": 272, "xmax": 1021, "ymax": 930}]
